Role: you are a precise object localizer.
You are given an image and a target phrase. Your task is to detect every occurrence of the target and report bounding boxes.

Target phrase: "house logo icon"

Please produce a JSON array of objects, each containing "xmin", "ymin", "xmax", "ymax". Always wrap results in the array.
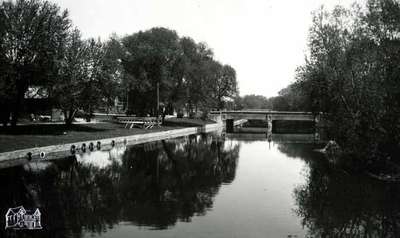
[{"xmin": 5, "ymin": 206, "xmax": 42, "ymax": 230}]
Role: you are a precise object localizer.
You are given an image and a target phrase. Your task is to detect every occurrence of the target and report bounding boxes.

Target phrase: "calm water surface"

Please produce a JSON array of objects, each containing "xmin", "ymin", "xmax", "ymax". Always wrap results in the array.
[{"xmin": 1, "ymin": 133, "xmax": 400, "ymax": 237}]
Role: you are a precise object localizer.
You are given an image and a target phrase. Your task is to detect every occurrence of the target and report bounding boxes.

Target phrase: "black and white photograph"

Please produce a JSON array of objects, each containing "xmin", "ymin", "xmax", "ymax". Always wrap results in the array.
[{"xmin": 1, "ymin": 0, "xmax": 400, "ymax": 237}]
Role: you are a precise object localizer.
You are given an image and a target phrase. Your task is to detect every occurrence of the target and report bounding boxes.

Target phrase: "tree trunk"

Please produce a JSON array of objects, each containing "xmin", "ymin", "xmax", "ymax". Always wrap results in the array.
[
  {"xmin": 0, "ymin": 107, "xmax": 10, "ymax": 127},
  {"xmin": 65, "ymin": 116, "xmax": 73, "ymax": 127},
  {"xmin": 11, "ymin": 90, "xmax": 24, "ymax": 128},
  {"xmin": 65, "ymin": 108, "xmax": 77, "ymax": 127},
  {"xmin": 218, "ymin": 97, "xmax": 224, "ymax": 111}
]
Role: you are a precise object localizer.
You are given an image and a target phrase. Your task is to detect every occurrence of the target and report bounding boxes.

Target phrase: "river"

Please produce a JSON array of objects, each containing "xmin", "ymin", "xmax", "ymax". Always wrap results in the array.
[{"xmin": 1, "ymin": 133, "xmax": 399, "ymax": 237}]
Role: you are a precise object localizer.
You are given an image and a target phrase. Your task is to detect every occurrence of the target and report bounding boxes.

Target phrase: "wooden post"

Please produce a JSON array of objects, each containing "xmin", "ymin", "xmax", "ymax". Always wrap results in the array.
[
  {"xmin": 314, "ymin": 113, "xmax": 320, "ymax": 128},
  {"xmin": 126, "ymin": 89, "xmax": 129, "ymax": 114},
  {"xmin": 314, "ymin": 113, "xmax": 321, "ymax": 141},
  {"xmin": 267, "ymin": 114, "xmax": 272, "ymax": 141},
  {"xmin": 157, "ymin": 82, "xmax": 160, "ymax": 125}
]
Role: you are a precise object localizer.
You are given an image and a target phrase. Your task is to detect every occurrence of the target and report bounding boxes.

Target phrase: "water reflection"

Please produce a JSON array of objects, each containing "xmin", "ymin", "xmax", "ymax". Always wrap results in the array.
[
  {"xmin": 283, "ymin": 144, "xmax": 400, "ymax": 238},
  {"xmin": 0, "ymin": 134, "xmax": 239, "ymax": 237},
  {"xmin": 3, "ymin": 135, "xmax": 398, "ymax": 237},
  {"xmin": 276, "ymin": 143, "xmax": 325, "ymax": 162}
]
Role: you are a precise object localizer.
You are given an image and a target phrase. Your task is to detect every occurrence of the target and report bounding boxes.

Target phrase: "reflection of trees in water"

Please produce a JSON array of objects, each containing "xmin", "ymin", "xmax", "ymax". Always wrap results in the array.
[
  {"xmin": 119, "ymin": 134, "xmax": 239, "ymax": 228},
  {"xmin": 0, "ymin": 134, "xmax": 239, "ymax": 237},
  {"xmin": 294, "ymin": 158, "xmax": 400, "ymax": 237},
  {"xmin": 276, "ymin": 143, "xmax": 324, "ymax": 163},
  {"xmin": 276, "ymin": 143, "xmax": 400, "ymax": 237},
  {"xmin": 0, "ymin": 158, "xmax": 86, "ymax": 238}
]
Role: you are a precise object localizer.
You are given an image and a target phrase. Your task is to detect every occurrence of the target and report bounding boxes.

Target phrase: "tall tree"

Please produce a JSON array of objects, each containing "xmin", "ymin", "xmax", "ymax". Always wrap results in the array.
[
  {"xmin": 98, "ymin": 34, "xmax": 125, "ymax": 112},
  {"xmin": 180, "ymin": 39, "xmax": 216, "ymax": 114},
  {"xmin": 121, "ymin": 27, "xmax": 183, "ymax": 116},
  {"xmin": 52, "ymin": 29, "xmax": 87, "ymax": 125},
  {"xmin": 0, "ymin": 0, "xmax": 71, "ymax": 126},
  {"xmin": 53, "ymin": 30, "xmax": 109, "ymax": 125},
  {"xmin": 293, "ymin": 0, "xmax": 400, "ymax": 163},
  {"xmin": 211, "ymin": 64, "xmax": 238, "ymax": 110}
]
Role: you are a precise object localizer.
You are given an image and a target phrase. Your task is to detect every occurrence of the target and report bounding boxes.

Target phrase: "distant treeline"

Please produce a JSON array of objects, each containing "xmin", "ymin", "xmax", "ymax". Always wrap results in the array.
[
  {"xmin": 234, "ymin": 92, "xmax": 304, "ymax": 111},
  {"xmin": 0, "ymin": 0, "xmax": 238, "ymax": 126}
]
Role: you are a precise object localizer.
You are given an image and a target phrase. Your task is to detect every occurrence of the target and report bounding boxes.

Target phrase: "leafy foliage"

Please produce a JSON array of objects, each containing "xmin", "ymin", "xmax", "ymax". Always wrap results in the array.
[
  {"xmin": 121, "ymin": 28, "xmax": 183, "ymax": 116},
  {"xmin": 235, "ymin": 94, "xmax": 271, "ymax": 109},
  {"xmin": 292, "ymin": 0, "xmax": 400, "ymax": 163},
  {"xmin": 52, "ymin": 30, "xmax": 120, "ymax": 125},
  {"xmin": 0, "ymin": 0, "xmax": 70, "ymax": 126},
  {"xmin": 0, "ymin": 1, "xmax": 238, "ymax": 126},
  {"xmin": 121, "ymin": 28, "xmax": 238, "ymax": 116}
]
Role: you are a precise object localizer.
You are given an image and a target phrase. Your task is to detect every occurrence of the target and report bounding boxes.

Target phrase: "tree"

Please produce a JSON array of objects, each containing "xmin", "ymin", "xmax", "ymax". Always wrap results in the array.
[
  {"xmin": 239, "ymin": 94, "xmax": 271, "ymax": 109},
  {"xmin": 53, "ymin": 30, "xmax": 109, "ymax": 125},
  {"xmin": 292, "ymin": 0, "xmax": 400, "ymax": 164},
  {"xmin": 0, "ymin": 0, "xmax": 71, "ymax": 126},
  {"xmin": 269, "ymin": 83, "xmax": 311, "ymax": 111},
  {"xmin": 52, "ymin": 29, "xmax": 86, "ymax": 125},
  {"xmin": 210, "ymin": 64, "xmax": 238, "ymax": 110},
  {"xmin": 121, "ymin": 27, "xmax": 183, "ymax": 116},
  {"xmin": 99, "ymin": 34, "xmax": 125, "ymax": 112},
  {"xmin": 180, "ymin": 38, "xmax": 213, "ymax": 114},
  {"xmin": 180, "ymin": 39, "xmax": 229, "ymax": 115},
  {"xmin": 121, "ymin": 29, "xmax": 239, "ymax": 117}
]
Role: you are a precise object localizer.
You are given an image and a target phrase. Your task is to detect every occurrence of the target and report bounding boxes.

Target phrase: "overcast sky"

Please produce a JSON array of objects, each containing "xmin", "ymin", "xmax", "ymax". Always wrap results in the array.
[{"xmin": 52, "ymin": 0, "xmax": 358, "ymax": 97}]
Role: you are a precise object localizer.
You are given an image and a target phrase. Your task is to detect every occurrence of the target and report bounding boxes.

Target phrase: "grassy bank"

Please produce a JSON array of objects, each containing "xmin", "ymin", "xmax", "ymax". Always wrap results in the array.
[{"xmin": 0, "ymin": 118, "xmax": 213, "ymax": 153}]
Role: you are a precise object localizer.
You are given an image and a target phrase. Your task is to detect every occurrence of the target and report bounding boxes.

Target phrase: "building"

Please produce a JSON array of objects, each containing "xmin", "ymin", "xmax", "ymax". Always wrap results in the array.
[
  {"xmin": 5, "ymin": 206, "xmax": 42, "ymax": 230},
  {"xmin": 24, "ymin": 86, "xmax": 64, "ymax": 121}
]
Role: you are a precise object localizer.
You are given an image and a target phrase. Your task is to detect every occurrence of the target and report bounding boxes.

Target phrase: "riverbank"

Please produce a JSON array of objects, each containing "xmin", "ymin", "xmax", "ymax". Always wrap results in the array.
[
  {"xmin": 0, "ymin": 118, "xmax": 215, "ymax": 153},
  {"xmin": 0, "ymin": 118, "xmax": 225, "ymax": 168}
]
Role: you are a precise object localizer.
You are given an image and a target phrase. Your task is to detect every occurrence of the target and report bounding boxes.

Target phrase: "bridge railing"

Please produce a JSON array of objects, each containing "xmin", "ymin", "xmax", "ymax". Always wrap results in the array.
[{"xmin": 210, "ymin": 110, "xmax": 320, "ymax": 115}]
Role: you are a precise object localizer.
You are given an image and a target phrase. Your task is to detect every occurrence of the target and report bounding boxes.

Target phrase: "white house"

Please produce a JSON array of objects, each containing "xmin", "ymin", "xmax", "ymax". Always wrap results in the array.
[{"xmin": 5, "ymin": 206, "xmax": 42, "ymax": 230}]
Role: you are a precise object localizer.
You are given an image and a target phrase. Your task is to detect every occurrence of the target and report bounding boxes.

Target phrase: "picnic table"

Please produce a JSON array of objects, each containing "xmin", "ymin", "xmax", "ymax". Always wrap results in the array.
[{"xmin": 116, "ymin": 116, "xmax": 160, "ymax": 129}]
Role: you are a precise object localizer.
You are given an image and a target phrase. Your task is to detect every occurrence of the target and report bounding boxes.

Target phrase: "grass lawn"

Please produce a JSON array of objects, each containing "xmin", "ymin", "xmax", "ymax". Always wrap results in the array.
[{"xmin": 0, "ymin": 118, "xmax": 214, "ymax": 153}]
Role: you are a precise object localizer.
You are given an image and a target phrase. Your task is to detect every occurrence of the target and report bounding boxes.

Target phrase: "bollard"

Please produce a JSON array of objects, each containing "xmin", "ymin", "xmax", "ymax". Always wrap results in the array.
[
  {"xmin": 81, "ymin": 143, "xmax": 86, "ymax": 152},
  {"xmin": 89, "ymin": 142, "xmax": 94, "ymax": 151},
  {"xmin": 70, "ymin": 145, "xmax": 76, "ymax": 155},
  {"xmin": 27, "ymin": 152, "xmax": 32, "ymax": 161}
]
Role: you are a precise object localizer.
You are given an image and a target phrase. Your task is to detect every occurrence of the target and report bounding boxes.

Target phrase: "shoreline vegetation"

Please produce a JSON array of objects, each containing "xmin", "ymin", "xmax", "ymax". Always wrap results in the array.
[
  {"xmin": 302, "ymin": 0, "xmax": 400, "ymax": 176},
  {"xmin": 235, "ymin": 0, "xmax": 400, "ymax": 176}
]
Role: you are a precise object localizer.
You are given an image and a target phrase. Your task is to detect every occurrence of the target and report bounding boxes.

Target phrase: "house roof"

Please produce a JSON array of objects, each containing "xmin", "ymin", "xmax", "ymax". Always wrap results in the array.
[
  {"xmin": 6, "ymin": 206, "xmax": 25, "ymax": 215},
  {"xmin": 33, "ymin": 209, "xmax": 41, "ymax": 215},
  {"xmin": 6, "ymin": 206, "xmax": 41, "ymax": 217}
]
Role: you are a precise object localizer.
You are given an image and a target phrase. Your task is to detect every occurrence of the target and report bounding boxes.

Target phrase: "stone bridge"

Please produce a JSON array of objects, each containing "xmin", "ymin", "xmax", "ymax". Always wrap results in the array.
[{"xmin": 210, "ymin": 110, "xmax": 322, "ymax": 137}]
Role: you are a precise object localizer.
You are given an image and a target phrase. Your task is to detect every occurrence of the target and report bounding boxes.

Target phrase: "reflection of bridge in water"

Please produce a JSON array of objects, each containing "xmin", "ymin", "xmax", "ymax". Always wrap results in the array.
[
  {"xmin": 226, "ymin": 133, "xmax": 323, "ymax": 144},
  {"xmin": 211, "ymin": 110, "xmax": 324, "ymax": 143}
]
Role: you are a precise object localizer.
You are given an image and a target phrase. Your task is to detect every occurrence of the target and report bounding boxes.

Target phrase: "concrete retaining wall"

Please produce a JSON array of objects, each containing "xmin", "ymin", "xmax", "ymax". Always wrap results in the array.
[{"xmin": 0, "ymin": 122, "xmax": 224, "ymax": 168}]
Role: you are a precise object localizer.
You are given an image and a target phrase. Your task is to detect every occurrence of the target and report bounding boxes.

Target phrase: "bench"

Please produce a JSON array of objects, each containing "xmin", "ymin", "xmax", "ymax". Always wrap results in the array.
[{"xmin": 116, "ymin": 116, "xmax": 159, "ymax": 129}]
